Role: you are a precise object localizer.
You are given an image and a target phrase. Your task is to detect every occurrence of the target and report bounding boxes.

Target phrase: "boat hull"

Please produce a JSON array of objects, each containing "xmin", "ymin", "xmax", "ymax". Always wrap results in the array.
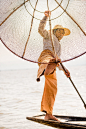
[{"xmin": 26, "ymin": 114, "xmax": 86, "ymax": 129}]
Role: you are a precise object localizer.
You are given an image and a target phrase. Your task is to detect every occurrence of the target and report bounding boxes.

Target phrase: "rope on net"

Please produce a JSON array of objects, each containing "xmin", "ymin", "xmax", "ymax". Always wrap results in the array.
[
  {"xmin": 47, "ymin": 0, "xmax": 60, "ymax": 61},
  {"xmin": 47, "ymin": 0, "xmax": 62, "ymax": 64},
  {"xmin": 47, "ymin": 0, "xmax": 55, "ymax": 54}
]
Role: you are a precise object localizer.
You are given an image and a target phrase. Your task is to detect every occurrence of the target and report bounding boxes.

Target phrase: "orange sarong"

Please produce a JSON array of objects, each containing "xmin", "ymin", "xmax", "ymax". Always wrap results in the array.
[
  {"xmin": 37, "ymin": 49, "xmax": 57, "ymax": 114},
  {"xmin": 37, "ymin": 49, "xmax": 55, "ymax": 79},
  {"xmin": 41, "ymin": 71, "xmax": 57, "ymax": 114}
]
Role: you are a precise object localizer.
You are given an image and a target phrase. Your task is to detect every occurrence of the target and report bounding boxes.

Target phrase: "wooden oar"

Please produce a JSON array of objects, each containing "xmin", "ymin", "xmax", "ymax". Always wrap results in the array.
[
  {"xmin": 46, "ymin": 7, "xmax": 86, "ymax": 109},
  {"xmin": 60, "ymin": 62, "xmax": 86, "ymax": 109}
]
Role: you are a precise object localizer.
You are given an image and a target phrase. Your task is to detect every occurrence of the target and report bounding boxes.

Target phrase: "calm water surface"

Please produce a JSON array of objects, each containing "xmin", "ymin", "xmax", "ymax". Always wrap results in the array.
[{"xmin": 0, "ymin": 65, "xmax": 86, "ymax": 129}]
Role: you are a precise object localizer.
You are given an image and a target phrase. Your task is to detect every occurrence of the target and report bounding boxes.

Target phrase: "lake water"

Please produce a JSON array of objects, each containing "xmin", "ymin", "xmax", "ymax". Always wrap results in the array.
[{"xmin": 0, "ymin": 65, "xmax": 86, "ymax": 129}]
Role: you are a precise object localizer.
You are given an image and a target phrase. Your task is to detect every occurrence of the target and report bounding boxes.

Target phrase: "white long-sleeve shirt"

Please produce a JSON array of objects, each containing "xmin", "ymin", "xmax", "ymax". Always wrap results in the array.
[{"xmin": 38, "ymin": 16, "xmax": 61, "ymax": 57}]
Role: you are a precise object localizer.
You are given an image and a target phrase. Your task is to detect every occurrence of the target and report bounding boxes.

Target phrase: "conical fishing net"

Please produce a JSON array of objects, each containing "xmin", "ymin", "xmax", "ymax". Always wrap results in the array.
[{"xmin": 0, "ymin": 0, "xmax": 86, "ymax": 63}]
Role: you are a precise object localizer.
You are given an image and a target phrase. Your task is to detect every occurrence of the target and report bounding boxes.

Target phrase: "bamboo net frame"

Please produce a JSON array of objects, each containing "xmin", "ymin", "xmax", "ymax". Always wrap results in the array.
[{"xmin": 0, "ymin": 0, "xmax": 86, "ymax": 64}]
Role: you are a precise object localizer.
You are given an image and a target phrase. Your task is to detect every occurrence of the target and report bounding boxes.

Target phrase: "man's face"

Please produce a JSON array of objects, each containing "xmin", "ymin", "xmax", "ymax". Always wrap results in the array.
[{"xmin": 55, "ymin": 29, "xmax": 65, "ymax": 40}]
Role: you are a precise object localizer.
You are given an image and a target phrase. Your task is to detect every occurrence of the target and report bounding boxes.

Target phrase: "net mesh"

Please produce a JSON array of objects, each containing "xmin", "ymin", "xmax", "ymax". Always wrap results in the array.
[{"xmin": 0, "ymin": 0, "xmax": 86, "ymax": 63}]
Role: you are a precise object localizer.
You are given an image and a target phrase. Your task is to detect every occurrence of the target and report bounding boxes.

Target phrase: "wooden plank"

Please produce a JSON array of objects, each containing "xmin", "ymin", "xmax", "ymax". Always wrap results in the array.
[{"xmin": 26, "ymin": 114, "xmax": 86, "ymax": 129}]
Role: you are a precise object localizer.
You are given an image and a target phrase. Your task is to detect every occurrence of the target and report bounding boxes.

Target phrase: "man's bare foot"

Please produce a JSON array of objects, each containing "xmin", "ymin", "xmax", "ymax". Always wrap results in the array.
[{"xmin": 44, "ymin": 113, "xmax": 60, "ymax": 122}]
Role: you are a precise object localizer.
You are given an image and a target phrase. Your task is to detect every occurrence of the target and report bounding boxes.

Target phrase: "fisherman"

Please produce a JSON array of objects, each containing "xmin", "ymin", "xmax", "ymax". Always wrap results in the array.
[{"xmin": 37, "ymin": 10, "xmax": 70, "ymax": 121}]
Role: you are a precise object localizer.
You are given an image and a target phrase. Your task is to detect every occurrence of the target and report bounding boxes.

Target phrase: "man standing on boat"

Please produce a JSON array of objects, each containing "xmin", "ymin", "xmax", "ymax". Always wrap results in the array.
[{"xmin": 37, "ymin": 10, "xmax": 70, "ymax": 121}]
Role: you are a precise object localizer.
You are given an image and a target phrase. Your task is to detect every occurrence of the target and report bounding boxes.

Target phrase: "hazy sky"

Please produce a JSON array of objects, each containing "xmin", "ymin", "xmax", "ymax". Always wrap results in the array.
[{"xmin": 0, "ymin": 40, "xmax": 86, "ymax": 71}]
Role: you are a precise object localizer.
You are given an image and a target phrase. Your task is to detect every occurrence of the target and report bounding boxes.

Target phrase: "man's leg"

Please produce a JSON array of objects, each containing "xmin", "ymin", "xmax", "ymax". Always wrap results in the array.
[{"xmin": 41, "ymin": 71, "xmax": 59, "ymax": 121}]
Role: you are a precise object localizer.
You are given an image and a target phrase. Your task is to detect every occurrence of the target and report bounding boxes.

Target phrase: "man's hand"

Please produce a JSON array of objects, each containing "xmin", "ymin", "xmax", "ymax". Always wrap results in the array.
[
  {"xmin": 56, "ymin": 58, "xmax": 61, "ymax": 67},
  {"xmin": 55, "ymin": 56, "xmax": 61, "ymax": 67},
  {"xmin": 64, "ymin": 69, "xmax": 70, "ymax": 78},
  {"xmin": 44, "ymin": 10, "xmax": 51, "ymax": 17}
]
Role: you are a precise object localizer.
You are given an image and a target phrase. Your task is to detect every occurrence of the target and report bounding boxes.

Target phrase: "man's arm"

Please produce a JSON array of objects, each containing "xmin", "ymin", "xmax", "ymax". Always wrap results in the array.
[
  {"xmin": 38, "ymin": 16, "xmax": 49, "ymax": 39},
  {"xmin": 38, "ymin": 11, "xmax": 51, "ymax": 39}
]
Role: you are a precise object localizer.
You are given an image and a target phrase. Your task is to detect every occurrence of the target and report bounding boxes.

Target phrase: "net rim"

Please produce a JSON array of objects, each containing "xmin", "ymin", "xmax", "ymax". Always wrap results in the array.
[{"xmin": 0, "ymin": 37, "xmax": 86, "ymax": 64}]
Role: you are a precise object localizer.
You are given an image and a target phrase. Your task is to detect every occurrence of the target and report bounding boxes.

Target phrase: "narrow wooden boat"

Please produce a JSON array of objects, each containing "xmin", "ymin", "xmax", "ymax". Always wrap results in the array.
[{"xmin": 26, "ymin": 114, "xmax": 86, "ymax": 129}]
